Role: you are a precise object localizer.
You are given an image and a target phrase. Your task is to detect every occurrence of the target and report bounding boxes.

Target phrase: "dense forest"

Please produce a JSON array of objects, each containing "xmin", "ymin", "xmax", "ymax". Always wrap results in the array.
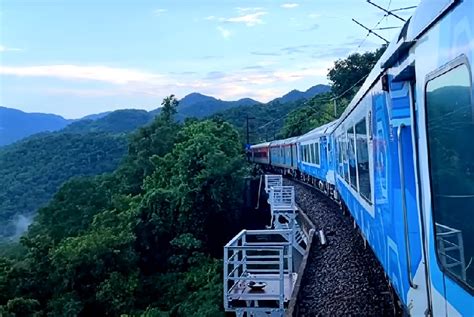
[
  {"xmin": 0, "ymin": 133, "xmax": 127, "ymax": 239},
  {"xmin": 0, "ymin": 96, "xmax": 247, "ymax": 316},
  {"xmin": 0, "ymin": 109, "xmax": 158, "ymax": 240}
]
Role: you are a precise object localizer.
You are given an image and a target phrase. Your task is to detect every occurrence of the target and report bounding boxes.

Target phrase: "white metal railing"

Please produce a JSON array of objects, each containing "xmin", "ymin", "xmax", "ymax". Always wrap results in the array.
[
  {"xmin": 268, "ymin": 186, "xmax": 296, "ymax": 212},
  {"xmin": 435, "ymin": 223, "xmax": 467, "ymax": 281},
  {"xmin": 224, "ymin": 229, "xmax": 295, "ymax": 315},
  {"xmin": 265, "ymin": 175, "xmax": 283, "ymax": 193}
]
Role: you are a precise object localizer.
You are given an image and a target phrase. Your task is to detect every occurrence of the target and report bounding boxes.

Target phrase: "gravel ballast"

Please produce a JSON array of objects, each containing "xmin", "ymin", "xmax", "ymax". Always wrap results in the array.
[{"xmin": 286, "ymin": 178, "xmax": 397, "ymax": 316}]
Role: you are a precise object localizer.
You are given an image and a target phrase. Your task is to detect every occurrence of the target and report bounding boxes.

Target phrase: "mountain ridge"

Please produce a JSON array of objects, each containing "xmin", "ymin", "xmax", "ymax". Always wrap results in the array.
[{"xmin": 1, "ymin": 84, "xmax": 330, "ymax": 146}]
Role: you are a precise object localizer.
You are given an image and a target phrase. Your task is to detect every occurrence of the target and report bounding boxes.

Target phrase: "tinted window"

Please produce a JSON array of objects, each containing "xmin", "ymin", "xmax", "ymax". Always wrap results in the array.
[
  {"xmin": 338, "ymin": 136, "xmax": 343, "ymax": 174},
  {"xmin": 356, "ymin": 118, "xmax": 371, "ymax": 202},
  {"xmin": 315, "ymin": 142, "xmax": 320, "ymax": 165},
  {"xmin": 426, "ymin": 63, "xmax": 474, "ymax": 289},
  {"xmin": 343, "ymin": 134, "xmax": 349, "ymax": 182},
  {"xmin": 348, "ymin": 126, "xmax": 357, "ymax": 190}
]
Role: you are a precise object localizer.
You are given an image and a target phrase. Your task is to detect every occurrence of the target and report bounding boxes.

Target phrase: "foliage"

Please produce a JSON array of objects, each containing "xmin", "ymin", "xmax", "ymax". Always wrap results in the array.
[
  {"xmin": 0, "ymin": 132, "xmax": 127, "ymax": 240},
  {"xmin": 280, "ymin": 46, "xmax": 386, "ymax": 138},
  {"xmin": 0, "ymin": 97, "xmax": 247, "ymax": 316},
  {"xmin": 328, "ymin": 46, "xmax": 386, "ymax": 99},
  {"xmin": 214, "ymin": 99, "xmax": 309, "ymax": 143}
]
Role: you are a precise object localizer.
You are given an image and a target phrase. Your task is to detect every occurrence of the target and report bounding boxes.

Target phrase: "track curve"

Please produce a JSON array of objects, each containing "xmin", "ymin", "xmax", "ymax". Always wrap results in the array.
[{"xmin": 287, "ymin": 178, "xmax": 398, "ymax": 316}]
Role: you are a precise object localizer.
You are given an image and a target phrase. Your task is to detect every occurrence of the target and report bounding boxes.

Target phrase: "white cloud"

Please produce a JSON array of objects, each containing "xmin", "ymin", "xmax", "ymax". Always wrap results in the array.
[
  {"xmin": 1, "ymin": 61, "xmax": 330, "ymax": 105},
  {"xmin": 153, "ymin": 8, "xmax": 167, "ymax": 16},
  {"xmin": 225, "ymin": 11, "xmax": 267, "ymax": 26},
  {"xmin": 308, "ymin": 13, "xmax": 321, "ymax": 19},
  {"xmin": 0, "ymin": 65, "xmax": 165, "ymax": 85},
  {"xmin": 205, "ymin": 8, "xmax": 267, "ymax": 27},
  {"xmin": 217, "ymin": 26, "xmax": 231, "ymax": 39},
  {"xmin": 236, "ymin": 7, "xmax": 264, "ymax": 13},
  {"xmin": 0, "ymin": 45, "xmax": 22, "ymax": 52},
  {"xmin": 281, "ymin": 3, "xmax": 299, "ymax": 9}
]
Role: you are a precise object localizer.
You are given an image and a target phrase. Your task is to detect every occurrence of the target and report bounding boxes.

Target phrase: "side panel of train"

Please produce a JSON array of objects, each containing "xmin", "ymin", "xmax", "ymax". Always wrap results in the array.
[
  {"xmin": 334, "ymin": 72, "xmax": 427, "ymax": 312},
  {"xmin": 297, "ymin": 136, "xmax": 332, "ymax": 184},
  {"xmin": 250, "ymin": 147, "xmax": 270, "ymax": 165},
  {"xmin": 269, "ymin": 142, "xmax": 297, "ymax": 171},
  {"xmin": 249, "ymin": 143, "xmax": 271, "ymax": 165},
  {"xmin": 334, "ymin": 1, "xmax": 474, "ymax": 314},
  {"xmin": 411, "ymin": 0, "xmax": 474, "ymax": 315},
  {"xmin": 250, "ymin": 1, "xmax": 474, "ymax": 313}
]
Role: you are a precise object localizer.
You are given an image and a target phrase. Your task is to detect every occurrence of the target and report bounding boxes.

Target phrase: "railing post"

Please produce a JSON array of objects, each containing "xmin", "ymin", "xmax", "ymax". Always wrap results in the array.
[
  {"xmin": 279, "ymin": 248, "xmax": 284, "ymax": 310},
  {"xmin": 457, "ymin": 231, "xmax": 467, "ymax": 281},
  {"xmin": 242, "ymin": 233, "xmax": 247, "ymax": 275},
  {"xmin": 223, "ymin": 246, "xmax": 229, "ymax": 309}
]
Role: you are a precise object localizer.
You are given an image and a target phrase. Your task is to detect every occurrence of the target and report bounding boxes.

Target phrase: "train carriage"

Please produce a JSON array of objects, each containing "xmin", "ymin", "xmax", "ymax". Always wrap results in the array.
[
  {"xmin": 297, "ymin": 121, "xmax": 338, "ymax": 194},
  {"xmin": 332, "ymin": 1, "xmax": 474, "ymax": 314},
  {"xmin": 268, "ymin": 137, "xmax": 298, "ymax": 174},
  {"xmin": 249, "ymin": 142, "xmax": 270, "ymax": 166},
  {"xmin": 250, "ymin": 0, "xmax": 474, "ymax": 314}
]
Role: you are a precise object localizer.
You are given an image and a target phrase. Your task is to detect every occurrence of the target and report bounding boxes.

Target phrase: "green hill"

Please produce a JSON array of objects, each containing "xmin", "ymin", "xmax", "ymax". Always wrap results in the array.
[{"xmin": 0, "ymin": 132, "xmax": 127, "ymax": 239}]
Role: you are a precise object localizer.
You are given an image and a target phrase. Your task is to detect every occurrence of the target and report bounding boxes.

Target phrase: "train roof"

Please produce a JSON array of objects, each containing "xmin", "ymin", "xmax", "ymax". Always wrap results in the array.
[
  {"xmin": 250, "ymin": 142, "xmax": 270, "ymax": 149},
  {"xmin": 296, "ymin": 120, "xmax": 339, "ymax": 142},
  {"xmin": 269, "ymin": 136, "xmax": 298, "ymax": 147},
  {"xmin": 335, "ymin": 0, "xmax": 456, "ymax": 128}
]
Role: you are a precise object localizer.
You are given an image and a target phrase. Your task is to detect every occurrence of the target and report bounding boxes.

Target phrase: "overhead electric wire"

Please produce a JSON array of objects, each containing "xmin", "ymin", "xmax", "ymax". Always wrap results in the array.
[
  {"xmin": 254, "ymin": 1, "xmax": 418, "ymax": 138},
  {"xmin": 390, "ymin": 5, "xmax": 417, "ymax": 12},
  {"xmin": 255, "ymin": 72, "xmax": 371, "ymax": 133}
]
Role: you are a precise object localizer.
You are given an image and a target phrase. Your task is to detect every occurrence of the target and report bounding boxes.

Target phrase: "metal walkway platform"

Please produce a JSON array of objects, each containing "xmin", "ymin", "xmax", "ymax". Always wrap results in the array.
[{"xmin": 224, "ymin": 176, "xmax": 314, "ymax": 317}]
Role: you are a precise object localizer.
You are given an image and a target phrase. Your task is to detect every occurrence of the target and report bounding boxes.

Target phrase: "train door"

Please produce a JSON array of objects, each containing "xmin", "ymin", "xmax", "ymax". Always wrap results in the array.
[{"xmin": 385, "ymin": 72, "xmax": 430, "ymax": 315}]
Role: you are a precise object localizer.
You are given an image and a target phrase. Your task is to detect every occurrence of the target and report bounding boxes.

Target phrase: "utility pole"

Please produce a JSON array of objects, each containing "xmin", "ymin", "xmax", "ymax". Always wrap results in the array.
[
  {"xmin": 246, "ymin": 114, "xmax": 255, "ymax": 161},
  {"xmin": 246, "ymin": 114, "xmax": 255, "ymax": 146},
  {"xmin": 333, "ymin": 99, "xmax": 337, "ymax": 117}
]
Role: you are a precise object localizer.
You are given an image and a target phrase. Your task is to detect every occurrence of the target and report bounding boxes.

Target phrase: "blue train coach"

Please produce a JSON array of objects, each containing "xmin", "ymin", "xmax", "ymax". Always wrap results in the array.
[
  {"xmin": 296, "ymin": 121, "xmax": 338, "ymax": 195},
  {"xmin": 250, "ymin": 0, "xmax": 474, "ymax": 314}
]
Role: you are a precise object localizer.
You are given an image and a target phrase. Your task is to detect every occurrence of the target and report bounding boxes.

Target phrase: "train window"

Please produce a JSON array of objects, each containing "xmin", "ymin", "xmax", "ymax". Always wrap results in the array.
[
  {"xmin": 426, "ymin": 63, "xmax": 474, "ymax": 289},
  {"xmin": 343, "ymin": 133, "xmax": 349, "ymax": 183},
  {"xmin": 356, "ymin": 118, "xmax": 371, "ymax": 202},
  {"xmin": 348, "ymin": 126, "xmax": 357, "ymax": 190},
  {"xmin": 315, "ymin": 142, "xmax": 320, "ymax": 165},
  {"xmin": 338, "ymin": 136, "xmax": 343, "ymax": 175}
]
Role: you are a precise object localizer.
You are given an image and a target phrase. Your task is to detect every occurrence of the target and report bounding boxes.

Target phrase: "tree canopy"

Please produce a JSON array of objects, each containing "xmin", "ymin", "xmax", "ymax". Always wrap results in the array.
[
  {"xmin": 280, "ymin": 46, "xmax": 386, "ymax": 138},
  {"xmin": 0, "ymin": 96, "xmax": 247, "ymax": 316}
]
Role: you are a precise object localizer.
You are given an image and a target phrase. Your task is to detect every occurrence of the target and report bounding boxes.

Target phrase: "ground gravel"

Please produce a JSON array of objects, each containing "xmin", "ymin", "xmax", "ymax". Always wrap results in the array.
[{"xmin": 286, "ymin": 178, "xmax": 397, "ymax": 316}]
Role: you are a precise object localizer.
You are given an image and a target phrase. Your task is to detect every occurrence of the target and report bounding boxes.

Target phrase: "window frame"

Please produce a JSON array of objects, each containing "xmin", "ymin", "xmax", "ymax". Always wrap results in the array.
[
  {"xmin": 424, "ymin": 55, "xmax": 474, "ymax": 293},
  {"xmin": 355, "ymin": 117, "xmax": 372, "ymax": 203}
]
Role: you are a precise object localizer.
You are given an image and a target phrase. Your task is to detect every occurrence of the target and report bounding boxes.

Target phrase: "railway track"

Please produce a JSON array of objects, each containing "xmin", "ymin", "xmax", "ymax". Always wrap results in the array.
[{"xmin": 286, "ymin": 178, "xmax": 398, "ymax": 316}]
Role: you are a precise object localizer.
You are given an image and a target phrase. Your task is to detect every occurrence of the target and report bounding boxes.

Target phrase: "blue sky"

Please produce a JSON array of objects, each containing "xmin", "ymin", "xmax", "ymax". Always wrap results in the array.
[{"xmin": 0, "ymin": 0, "xmax": 418, "ymax": 118}]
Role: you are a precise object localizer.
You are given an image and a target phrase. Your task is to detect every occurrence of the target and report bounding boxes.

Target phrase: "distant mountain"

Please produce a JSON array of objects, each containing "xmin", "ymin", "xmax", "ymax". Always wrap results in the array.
[
  {"xmin": 270, "ymin": 84, "xmax": 331, "ymax": 104},
  {"xmin": 80, "ymin": 111, "xmax": 112, "ymax": 121},
  {"xmin": 64, "ymin": 109, "xmax": 154, "ymax": 134},
  {"xmin": 174, "ymin": 93, "xmax": 261, "ymax": 120},
  {"xmin": 0, "ymin": 86, "xmax": 328, "ymax": 146},
  {"xmin": 0, "ymin": 107, "xmax": 71, "ymax": 146}
]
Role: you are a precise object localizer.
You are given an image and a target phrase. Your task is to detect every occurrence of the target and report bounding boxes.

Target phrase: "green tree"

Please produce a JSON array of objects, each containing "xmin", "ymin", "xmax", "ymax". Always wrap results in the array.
[{"xmin": 328, "ymin": 46, "xmax": 386, "ymax": 99}]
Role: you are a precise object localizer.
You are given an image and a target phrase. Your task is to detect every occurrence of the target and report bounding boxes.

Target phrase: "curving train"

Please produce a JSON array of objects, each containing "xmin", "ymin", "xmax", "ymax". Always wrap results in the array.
[{"xmin": 250, "ymin": 0, "xmax": 474, "ymax": 315}]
